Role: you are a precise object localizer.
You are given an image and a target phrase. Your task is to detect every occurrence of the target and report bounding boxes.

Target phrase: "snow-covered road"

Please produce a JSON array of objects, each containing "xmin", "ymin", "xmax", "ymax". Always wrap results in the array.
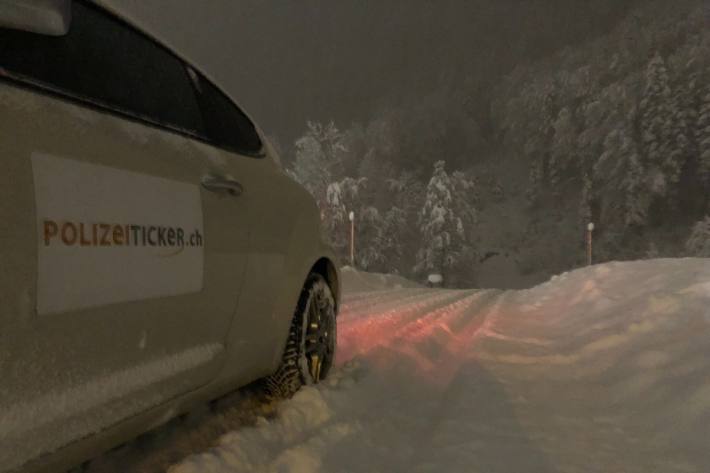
[{"xmin": 104, "ymin": 259, "xmax": 710, "ymax": 472}]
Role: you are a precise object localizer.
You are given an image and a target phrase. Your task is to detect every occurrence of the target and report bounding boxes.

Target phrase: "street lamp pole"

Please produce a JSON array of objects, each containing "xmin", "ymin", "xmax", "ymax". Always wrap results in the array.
[
  {"xmin": 587, "ymin": 222, "xmax": 595, "ymax": 266},
  {"xmin": 349, "ymin": 211, "xmax": 355, "ymax": 267}
]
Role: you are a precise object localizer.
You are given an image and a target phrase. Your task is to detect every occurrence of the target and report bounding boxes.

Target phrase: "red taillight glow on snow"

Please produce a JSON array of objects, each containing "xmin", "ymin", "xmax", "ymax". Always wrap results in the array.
[{"xmin": 336, "ymin": 291, "xmax": 498, "ymax": 386}]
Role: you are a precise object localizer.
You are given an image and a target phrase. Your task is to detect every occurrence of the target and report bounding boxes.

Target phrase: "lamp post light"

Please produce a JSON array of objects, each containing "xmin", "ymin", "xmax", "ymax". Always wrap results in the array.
[
  {"xmin": 349, "ymin": 211, "xmax": 355, "ymax": 268},
  {"xmin": 587, "ymin": 222, "xmax": 595, "ymax": 266}
]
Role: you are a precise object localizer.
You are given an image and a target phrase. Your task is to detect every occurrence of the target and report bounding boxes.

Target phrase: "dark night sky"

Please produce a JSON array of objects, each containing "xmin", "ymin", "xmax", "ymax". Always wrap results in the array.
[{"xmin": 102, "ymin": 0, "xmax": 641, "ymax": 147}]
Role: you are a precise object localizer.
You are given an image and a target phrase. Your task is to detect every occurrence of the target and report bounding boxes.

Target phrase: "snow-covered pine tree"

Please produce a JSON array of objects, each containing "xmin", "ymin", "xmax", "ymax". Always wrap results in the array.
[
  {"xmin": 645, "ymin": 241, "xmax": 660, "ymax": 259},
  {"xmin": 355, "ymin": 206, "xmax": 385, "ymax": 271},
  {"xmin": 549, "ymin": 107, "xmax": 577, "ymax": 194},
  {"xmin": 416, "ymin": 161, "xmax": 464, "ymax": 284},
  {"xmin": 523, "ymin": 79, "xmax": 557, "ymax": 205},
  {"xmin": 322, "ymin": 176, "xmax": 367, "ymax": 262},
  {"xmin": 490, "ymin": 175, "xmax": 504, "ymax": 202},
  {"xmin": 380, "ymin": 206, "xmax": 407, "ymax": 273},
  {"xmin": 310, "ymin": 121, "xmax": 347, "ymax": 175},
  {"xmin": 639, "ymin": 53, "xmax": 675, "ymax": 198},
  {"xmin": 624, "ymin": 151, "xmax": 650, "ymax": 228},
  {"xmin": 385, "ymin": 172, "xmax": 425, "ymax": 274},
  {"xmin": 338, "ymin": 176, "xmax": 368, "ymax": 210},
  {"xmin": 686, "ymin": 216, "xmax": 710, "ymax": 257},
  {"xmin": 661, "ymin": 51, "xmax": 699, "ymax": 209},
  {"xmin": 526, "ymin": 158, "xmax": 544, "ymax": 205},
  {"xmin": 322, "ymin": 182, "xmax": 348, "ymax": 255},
  {"xmin": 667, "ymin": 72, "xmax": 693, "ymax": 190},
  {"xmin": 450, "ymin": 170, "xmax": 477, "ymax": 228},
  {"xmin": 592, "ymin": 126, "xmax": 622, "ymax": 223},
  {"xmin": 449, "ymin": 170, "xmax": 478, "ymax": 284},
  {"xmin": 697, "ymin": 72, "xmax": 710, "ymax": 193},
  {"xmin": 592, "ymin": 122, "xmax": 647, "ymax": 228},
  {"xmin": 388, "ymin": 172, "xmax": 425, "ymax": 220},
  {"xmin": 668, "ymin": 50, "xmax": 705, "ymax": 214},
  {"xmin": 578, "ymin": 171, "xmax": 593, "ymax": 225},
  {"xmin": 293, "ymin": 130, "xmax": 330, "ymax": 209},
  {"xmin": 291, "ymin": 121, "xmax": 348, "ymax": 210},
  {"xmin": 577, "ymin": 94, "xmax": 610, "ymax": 215}
]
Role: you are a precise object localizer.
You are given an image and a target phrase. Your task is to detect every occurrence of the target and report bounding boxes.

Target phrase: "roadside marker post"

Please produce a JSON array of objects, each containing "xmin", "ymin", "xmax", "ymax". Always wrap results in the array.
[
  {"xmin": 349, "ymin": 211, "xmax": 355, "ymax": 267},
  {"xmin": 587, "ymin": 222, "xmax": 595, "ymax": 266}
]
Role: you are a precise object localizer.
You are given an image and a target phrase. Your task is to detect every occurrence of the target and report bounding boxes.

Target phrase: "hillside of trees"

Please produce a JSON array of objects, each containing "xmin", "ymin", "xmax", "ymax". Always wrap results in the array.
[{"xmin": 287, "ymin": 0, "xmax": 710, "ymax": 288}]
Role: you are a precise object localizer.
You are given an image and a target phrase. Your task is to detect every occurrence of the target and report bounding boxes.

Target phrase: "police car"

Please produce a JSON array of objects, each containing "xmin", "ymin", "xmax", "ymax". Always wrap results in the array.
[{"xmin": 0, "ymin": 1, "xmax": 339, "ymax": 471}]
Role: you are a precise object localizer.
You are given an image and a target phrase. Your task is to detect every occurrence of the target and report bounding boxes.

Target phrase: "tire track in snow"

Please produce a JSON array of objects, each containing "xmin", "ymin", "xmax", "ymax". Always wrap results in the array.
[
  {"xmin": 392, "ymin": 290, "xmax": 501, "ymax": 345},
  {"xmin": 167, "ymin": 260, "xmax": 710, "ymax": 473},
  {"xmin": 396, "ymin": 292, "xmax": 501, "ymax": 381},
  {"xmin": 337, "ymin": 289, "xmax": 474, "ymax": 363},
  {"xmin": 389, "ymin": 290, "xmax": 481, "ymax": 341},
  {"xmin": 340, "ymin": 288, "xmax": 416, "ymax": 309},
  {"xmin": 80, "ymin": 287, "xmax": 510, "ymax": 473},
  {"xmin": 395, "ymin": 290, "xmax": 508, "ymax": 387},
  {"xmin": 339, "ymin": 288, "xmax": 438, "ymax": 320}
]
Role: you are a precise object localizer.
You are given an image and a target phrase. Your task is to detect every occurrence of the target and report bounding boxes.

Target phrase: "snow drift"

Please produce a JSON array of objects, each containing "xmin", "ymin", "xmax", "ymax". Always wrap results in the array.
[
  {"xmin": 339, "ymin": 265, "xmax": 422, "ymax": 293},
  {"xmin": 170, "ymin": 258, "xmax": 710, "ymax": 473}
]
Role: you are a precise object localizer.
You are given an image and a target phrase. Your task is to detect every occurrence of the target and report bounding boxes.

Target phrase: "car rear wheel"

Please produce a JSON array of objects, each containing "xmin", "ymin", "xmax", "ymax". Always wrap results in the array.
[{"xmin": 265, "ymin": 273, "xmax": 337, "ymax": 399}]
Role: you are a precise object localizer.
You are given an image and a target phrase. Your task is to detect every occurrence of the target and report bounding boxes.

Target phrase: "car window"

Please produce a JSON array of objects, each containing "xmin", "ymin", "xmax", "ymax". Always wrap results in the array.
[
  {"xmin": 0, "ymin": 0, "xmax": 203, "ymax": 136},
  {"xmin": 187, "ymin": 68, "xmax": 263, "ymax": 156}
]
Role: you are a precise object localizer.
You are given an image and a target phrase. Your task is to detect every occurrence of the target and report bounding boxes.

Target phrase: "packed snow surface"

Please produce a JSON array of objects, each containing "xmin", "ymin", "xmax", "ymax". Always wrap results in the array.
[{"xmin": 168, "ymin": 259, "xmax": 710, "ymax": 473}]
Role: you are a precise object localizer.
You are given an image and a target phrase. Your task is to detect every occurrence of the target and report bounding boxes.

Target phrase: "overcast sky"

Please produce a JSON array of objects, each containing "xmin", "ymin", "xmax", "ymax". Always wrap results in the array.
[{"xmin": 100, "ymin": 0, "xmax": 642, "ymax": 149}]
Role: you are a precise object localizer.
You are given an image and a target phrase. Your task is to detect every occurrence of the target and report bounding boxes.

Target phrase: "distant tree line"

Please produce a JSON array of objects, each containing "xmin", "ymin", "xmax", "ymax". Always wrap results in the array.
[
  {"xmin": 288, "ymin": 0, "xmax": 710, "ymax": 286},
  {"xmin": 493, "ymin": 0, "xmax": 710, "ymax": 261},
  {"xmin": 289, "ymin": 121, "xmax": 478, "ymax": 286}
]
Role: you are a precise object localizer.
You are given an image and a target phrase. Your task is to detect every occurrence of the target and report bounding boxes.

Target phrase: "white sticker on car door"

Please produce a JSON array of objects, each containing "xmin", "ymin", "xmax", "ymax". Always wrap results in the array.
[{"xmin": 32, "ymin": 153, "xmax": 204, "ymax": 315}]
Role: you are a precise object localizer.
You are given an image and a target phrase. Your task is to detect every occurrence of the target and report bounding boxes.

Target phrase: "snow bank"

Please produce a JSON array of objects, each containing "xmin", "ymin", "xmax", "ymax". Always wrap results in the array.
[
  {"xmin": 339, "ymin": 266, "xmax": 421, "ymax": 293},
  {"xmin": 171, "ymin": 258, "xmax": 710, "ymax": 473}
]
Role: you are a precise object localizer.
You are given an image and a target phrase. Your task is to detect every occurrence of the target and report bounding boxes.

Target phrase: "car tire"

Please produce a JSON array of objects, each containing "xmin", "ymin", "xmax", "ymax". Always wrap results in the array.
[{"xmin": 265, "ymin": 273, "xmax": 337, "ymax": 399}]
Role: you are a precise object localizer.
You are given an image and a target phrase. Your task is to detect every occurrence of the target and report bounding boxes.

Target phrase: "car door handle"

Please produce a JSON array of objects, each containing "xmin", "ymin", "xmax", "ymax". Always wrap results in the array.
[{"xmin": 201, "ymin": 174, "xmax": 244, "ymax": 197}]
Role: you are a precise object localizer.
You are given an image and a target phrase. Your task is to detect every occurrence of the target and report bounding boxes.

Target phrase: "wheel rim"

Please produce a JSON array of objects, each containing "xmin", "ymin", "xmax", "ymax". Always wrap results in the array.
[{"xmin": 304, "ymin": 282, "xmax": 336, "ymax": 382}]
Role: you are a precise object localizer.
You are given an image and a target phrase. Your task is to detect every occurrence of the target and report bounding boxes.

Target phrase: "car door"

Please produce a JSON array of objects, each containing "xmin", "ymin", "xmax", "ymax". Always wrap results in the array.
[
  {"xmin": 183, "ymin": 69, "xmax": 301, "ymax": 384},
  {"xmin": 0, "ymin": 1, "xmax": 251, "ymax": 468}
]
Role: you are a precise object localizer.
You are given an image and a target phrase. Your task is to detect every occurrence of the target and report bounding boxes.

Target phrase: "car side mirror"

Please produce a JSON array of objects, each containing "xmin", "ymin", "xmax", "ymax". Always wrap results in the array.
[{"xmin": 0, "ymin": 0, "xmax": 72, "ymax": 36}]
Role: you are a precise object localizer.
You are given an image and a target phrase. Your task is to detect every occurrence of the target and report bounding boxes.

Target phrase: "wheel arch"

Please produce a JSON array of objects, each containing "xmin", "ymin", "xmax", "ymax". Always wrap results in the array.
[{"xmin": 308, "ymin": 257, "xmax": 341, "ymax": 312}]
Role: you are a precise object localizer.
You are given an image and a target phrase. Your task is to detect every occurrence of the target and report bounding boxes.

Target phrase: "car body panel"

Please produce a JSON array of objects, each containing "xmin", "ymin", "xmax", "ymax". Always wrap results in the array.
[
  {"xmin": 213, "ymin": 177, "xmax": 342, "ymax": 389},
  {"xmin": 0, "ymin": 2, "xmax": 339, "ymax": 472},
  {"xmin": 0, "ymin": 81, "xmax": 257, "ymax": 471}
]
